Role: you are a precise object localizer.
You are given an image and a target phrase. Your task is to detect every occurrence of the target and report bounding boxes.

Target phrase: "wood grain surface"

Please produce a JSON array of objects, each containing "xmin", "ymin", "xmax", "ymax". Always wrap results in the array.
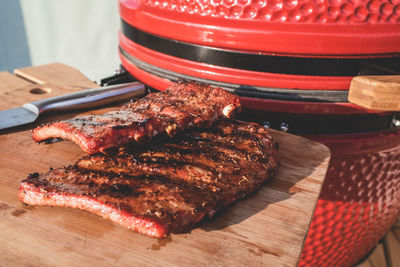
[
  {"xmin": 0, "ymin": 63, "xmax": 330, "ymax": 267},
  {"xmin": 348, "ymin": 75, "xmax": 400, "ymax": 111}
]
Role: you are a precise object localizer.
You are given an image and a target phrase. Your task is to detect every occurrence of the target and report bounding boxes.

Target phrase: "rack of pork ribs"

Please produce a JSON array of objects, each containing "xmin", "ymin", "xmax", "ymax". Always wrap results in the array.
[{"xmin": 19, "ymin": 82, "xmax": 279, "ymax": 238}]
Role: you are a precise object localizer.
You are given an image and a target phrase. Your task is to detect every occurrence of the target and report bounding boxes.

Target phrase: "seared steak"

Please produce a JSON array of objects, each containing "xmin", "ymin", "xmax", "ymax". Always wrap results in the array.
[
  {"xmin": 19, "ymin": 120, "xmax": 279, "ymax": 238},
  {"xmin": 32, "ymin": 82, "xmax": 241, "ymax": 154}
]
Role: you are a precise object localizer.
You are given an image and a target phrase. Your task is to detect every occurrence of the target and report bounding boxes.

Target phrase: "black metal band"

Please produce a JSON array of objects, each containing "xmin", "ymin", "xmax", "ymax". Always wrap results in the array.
[
  {"xmin": 120, "ymin": 46, "xmax": 349, "ymax": 102},
  {"xmin": 121, "ymin": 19, "xmax": 400, "ymax": 77},
  {"xmin": 238, "ymin": 110, "xmax": 398, "ymax": 135}
]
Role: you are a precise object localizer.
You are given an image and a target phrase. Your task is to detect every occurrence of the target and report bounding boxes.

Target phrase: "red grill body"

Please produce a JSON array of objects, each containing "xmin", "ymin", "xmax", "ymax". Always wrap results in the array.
[
  {"xmin": 118, "ymin": 0, "xmax": 400, "ymax": 265},
  {"xmin": 301, "ymin": 130, "xmax": 400, "ymax": 266}
]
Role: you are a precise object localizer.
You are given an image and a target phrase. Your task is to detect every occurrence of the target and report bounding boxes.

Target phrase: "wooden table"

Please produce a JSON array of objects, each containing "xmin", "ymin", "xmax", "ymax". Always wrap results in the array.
[{"xmin": 0, "ymin": 63, "xmax": 330, "ymax": 266}]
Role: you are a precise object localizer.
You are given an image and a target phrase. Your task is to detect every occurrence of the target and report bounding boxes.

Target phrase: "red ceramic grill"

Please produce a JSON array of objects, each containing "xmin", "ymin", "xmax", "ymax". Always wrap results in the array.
[{"xmin": 117, "ymin": 0, "xmax": 400, "ymax": 265}]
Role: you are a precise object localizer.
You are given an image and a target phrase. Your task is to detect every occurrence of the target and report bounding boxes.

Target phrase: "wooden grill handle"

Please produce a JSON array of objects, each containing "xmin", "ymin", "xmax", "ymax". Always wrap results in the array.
[{"xmin": 348, "ymin": 75, "xmax": 400, "ymax": 111}]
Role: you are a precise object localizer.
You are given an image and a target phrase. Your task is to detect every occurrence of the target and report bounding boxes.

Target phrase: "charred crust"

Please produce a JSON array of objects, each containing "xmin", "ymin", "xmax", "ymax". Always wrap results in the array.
[
  {"xmin": 31, "ymin": 82, "xmax": 241, "ymax": 155},
  {"xmin": 27, "ymin": 172, "xmax": 39, "ymax": 179},
  {"xmin": 25, "ymin": 107, "xmax": 278, "ymax": 237},
  {"xmin": 25, "ymin": 82, "xmax": 262, "ymax": 237}
]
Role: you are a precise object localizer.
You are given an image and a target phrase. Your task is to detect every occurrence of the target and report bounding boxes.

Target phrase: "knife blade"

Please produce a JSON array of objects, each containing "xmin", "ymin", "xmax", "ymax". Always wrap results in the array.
[{"xmin": 0, "ymin": 82, "xmax": 146, "ymax": 130}]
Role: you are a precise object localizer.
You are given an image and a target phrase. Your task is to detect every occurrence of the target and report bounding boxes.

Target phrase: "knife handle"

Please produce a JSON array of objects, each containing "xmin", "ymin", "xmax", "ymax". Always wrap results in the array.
[{"xmin": 28, "ymin": 82, "xmax": 146, "ymax": 114}]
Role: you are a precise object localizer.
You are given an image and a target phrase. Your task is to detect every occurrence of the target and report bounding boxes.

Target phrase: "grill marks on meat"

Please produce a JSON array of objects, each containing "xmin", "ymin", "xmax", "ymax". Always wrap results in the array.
[
  {"xmin": 20, "ymin": 168, "xmax": 214, "ymax": 237},
  {"xmin": 31, "ymin": 82, "xmax": 241, "ymax": 154},
  {"xmin": 19, "ymin": 120, "xmax": 279, "ymax": 238}
]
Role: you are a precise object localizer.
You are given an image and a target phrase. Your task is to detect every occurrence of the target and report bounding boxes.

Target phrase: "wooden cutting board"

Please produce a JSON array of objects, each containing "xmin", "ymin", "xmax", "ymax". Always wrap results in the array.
[{"xmin": 0, "ymin": 63, "xmax": 330, "ymax": 267}]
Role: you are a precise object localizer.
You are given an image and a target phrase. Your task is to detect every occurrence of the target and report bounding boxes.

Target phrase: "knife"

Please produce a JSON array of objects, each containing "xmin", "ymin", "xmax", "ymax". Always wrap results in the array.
[{"xmin": 0, "ymin": 82, "xmax": 146, "ymax": 130}]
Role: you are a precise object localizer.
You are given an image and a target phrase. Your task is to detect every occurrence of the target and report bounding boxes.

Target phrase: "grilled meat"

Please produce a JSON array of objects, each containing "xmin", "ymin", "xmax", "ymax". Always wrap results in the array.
[
  {"xmin": 19, "ymin": 120, "xmax": 279, "ymax": 238},
  {"xmin": 32, "ymin": 82, "xmax": 241, "ymax": 154}
]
